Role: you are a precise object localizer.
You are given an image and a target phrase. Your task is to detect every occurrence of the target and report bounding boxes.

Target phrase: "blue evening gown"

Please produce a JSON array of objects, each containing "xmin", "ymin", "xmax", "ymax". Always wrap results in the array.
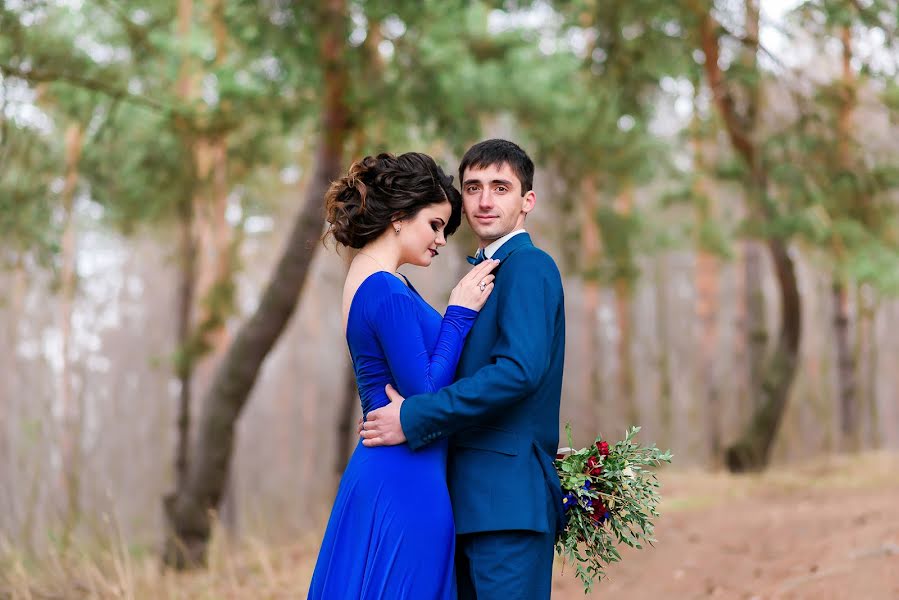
[{"xmin": 308, "ymin": 271, "xmax": 477, "ymax": 599}]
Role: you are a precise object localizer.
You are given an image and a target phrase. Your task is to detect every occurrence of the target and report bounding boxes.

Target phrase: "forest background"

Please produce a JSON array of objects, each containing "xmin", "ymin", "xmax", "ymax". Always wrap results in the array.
[{"xmin": 1, "ymin": 0, "xmax": 898, "ymax": 596}]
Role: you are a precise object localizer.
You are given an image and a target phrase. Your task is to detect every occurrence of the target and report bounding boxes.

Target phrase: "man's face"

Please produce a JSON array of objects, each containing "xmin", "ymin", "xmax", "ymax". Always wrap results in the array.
[{"xmin": 461, "ymin": 162, "xmax": 536, "ymax": 245}]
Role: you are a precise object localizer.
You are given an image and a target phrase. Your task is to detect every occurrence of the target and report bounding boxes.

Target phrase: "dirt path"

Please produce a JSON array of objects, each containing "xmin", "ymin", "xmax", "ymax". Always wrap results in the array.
[{"xmin": 551, "ymin": 453, "xmax": 899, "ymax": 599}]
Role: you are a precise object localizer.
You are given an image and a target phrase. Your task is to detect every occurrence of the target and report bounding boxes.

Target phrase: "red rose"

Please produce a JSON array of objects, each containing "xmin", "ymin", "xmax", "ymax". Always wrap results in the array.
[
  {"xmin": 590, "ymin": 500, "xmax": 607, "ymax": 522},
  {"xmin": 586, "ymin": 456, "xmax": 602, "ymax": 477},
  {"xmin": 597, "ymin": 441, "xmax": 610, "ymax": 456}
]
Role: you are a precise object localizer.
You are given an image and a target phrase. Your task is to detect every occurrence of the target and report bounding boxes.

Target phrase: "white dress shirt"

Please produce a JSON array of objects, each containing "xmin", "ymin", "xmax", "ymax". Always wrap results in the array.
[{"xmin": 481, "ymin": 229, "xmax": 527, "ymax": 259}]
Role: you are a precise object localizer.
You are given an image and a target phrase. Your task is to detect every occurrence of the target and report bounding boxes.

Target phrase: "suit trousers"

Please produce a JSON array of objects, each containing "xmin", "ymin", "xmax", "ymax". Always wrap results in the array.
[{"xmin": 455, "ymin": 528, "xmax": 555, "ymax": 600}]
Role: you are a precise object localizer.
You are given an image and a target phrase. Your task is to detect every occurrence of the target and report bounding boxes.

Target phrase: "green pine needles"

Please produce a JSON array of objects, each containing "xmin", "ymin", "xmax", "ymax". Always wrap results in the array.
[{"xmin": 554, "ymin": 425, "xmax": 673, "ymax": 594}]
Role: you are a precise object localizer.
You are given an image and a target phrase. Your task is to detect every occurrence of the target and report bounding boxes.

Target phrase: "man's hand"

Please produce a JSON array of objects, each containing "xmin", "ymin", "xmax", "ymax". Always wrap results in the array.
[{"xmin": 360, "ymin": 384, "xmax": 407, "ymax": 446}]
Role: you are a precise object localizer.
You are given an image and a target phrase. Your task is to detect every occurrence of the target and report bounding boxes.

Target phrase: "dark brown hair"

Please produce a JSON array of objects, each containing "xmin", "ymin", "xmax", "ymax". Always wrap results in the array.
[
  {"xmin": 459, "ymin": 139, "xmax": 534, "ymax": 194},
  {"xmin": 325, "ymin": 152, "xmax": 462, "ymax": 248}
]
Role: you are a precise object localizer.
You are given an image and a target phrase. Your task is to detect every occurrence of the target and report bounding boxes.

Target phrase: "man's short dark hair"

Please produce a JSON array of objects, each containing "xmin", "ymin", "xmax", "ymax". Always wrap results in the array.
[{"xmin": 459, "ymin": 139, "xmax": 535, "ymax": 195}]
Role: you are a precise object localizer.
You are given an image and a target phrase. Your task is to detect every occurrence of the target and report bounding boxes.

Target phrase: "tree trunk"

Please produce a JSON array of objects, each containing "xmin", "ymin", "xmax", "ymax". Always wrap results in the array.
[
  {"xmin": 695, "ymin": 248, "xmax": 720, "ymax": 461},
  {"xmin": 189, "ymin": 0, "xmax": 239, "ymax": 531},
  {"xmin": 614, "ymin": 280, "xmax": 637, "ymax": 426},
  {"xmin": 690, "ymin": 91, "xmax": 721, "ymax": 462},
  {"xmin": 193, "ymin": 0, "xmax": 235, "ymax": 373},
  {"xmin": 172, "ymin": 0, "xmax": 198, "ymax": 493},
  {"xmin": 653, "ymin": 254, "xmax": 673, "ymax": 446},
  {"xmin": 699, "ymin": 6, "xmax": 802, "ymax": 471},
  {"xmin": 7, "ymin": 258, "xmax": 36, "ymax": 551},
  {"xmin": 162, "ymin": 0, "xmax": 350, "ymax": 568},
  {"xmin": 740, "ymin": 0, "xmax": 767, "ymax": 416},
  {"xmin": 725, "ymin": 235, "xmax": 801, "ymax": 471},
  {"xmin": 174, "ymin": 198, "xmax": 197, "ymax": 490},
  {"xmin": 0, "ymin": 264, "xmax": 15, "ymax": 525},
  {"xmin": 834, "ymin": 25, "xmax": 859, "ymax": 451},
  {"xmin": 579, "ymin": 177, "xmax": 605, "ymax": 437},
  {"xmin": 191, "ymin": 136, "xmax": 233, "ymax": 358},
  {"xmin": 856, "ymin": 289, "xmax": 880, "ymax": 447},
  {"xmin": 613, "ymin": 184, "xmax": 637, "ymax": 427},
  {"xmin": 743, "ymin": 241, "xmax": 767, "ymax": 409},
  {"xmin": 59, "ymin": 122, "xmax": 83, "ymax": 547},
  {"xmin": 833, "ymin": 282, "xmax": 857, "ymax": 449}
]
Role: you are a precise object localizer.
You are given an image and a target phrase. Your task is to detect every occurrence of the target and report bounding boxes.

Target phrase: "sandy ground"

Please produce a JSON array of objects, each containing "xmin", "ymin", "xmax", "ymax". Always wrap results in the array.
[{"xmin": 551, "ymin": 452, "xmax": 899, "ymax": 599}]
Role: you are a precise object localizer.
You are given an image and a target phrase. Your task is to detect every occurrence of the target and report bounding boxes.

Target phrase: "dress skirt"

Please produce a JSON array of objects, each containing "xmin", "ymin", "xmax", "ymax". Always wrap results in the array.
[{"xmin": 307, "ymin": 438, "xmax": 456, "ymax": 599}]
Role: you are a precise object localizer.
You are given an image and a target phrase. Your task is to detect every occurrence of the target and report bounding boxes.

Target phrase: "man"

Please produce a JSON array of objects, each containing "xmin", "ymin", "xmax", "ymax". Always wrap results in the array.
[{"xmin": 361, "ymin": 139, "xmax": 565, "ymax": 599}]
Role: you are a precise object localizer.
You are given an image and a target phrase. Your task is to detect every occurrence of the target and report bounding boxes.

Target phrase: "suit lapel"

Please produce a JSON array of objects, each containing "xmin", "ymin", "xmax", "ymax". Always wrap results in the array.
[
  {"xmin": 490, "ymin": 232, "xmax": 533, "ymax": 263},
  {"xmin": 459, "ymin": 233, "xmax": 532, "ymax": 374}
]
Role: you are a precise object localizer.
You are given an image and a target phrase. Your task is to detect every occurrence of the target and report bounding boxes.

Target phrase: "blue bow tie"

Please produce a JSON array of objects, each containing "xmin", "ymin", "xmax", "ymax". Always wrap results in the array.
[{"xmin": 467, "ymin": 249, "xmax": 486, "ymax": 266}]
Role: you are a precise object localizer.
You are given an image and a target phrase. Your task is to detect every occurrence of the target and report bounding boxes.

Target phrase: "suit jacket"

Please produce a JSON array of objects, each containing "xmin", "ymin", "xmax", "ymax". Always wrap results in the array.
[{"xmin": 400, "ymin": 232, "xmax": 566, "ymax": 535}]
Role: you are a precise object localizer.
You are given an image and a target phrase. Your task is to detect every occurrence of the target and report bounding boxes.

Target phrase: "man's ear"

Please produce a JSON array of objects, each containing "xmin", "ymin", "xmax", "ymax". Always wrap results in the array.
[{"xmin": 521, "ymin": 189, "xmax": 537, "ymax": 215}]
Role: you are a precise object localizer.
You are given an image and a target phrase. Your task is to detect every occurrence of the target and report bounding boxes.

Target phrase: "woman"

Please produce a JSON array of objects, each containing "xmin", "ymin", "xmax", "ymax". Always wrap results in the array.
[{"xmin": 308, "ymin": 152, "xmax": 499, "ymax": 599}]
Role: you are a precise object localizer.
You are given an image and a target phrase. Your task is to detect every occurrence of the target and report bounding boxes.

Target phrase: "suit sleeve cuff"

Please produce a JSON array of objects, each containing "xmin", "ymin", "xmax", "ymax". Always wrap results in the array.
[{"xmin": 401, "ymin": 395, "xmax": 438, "ymax": 450}]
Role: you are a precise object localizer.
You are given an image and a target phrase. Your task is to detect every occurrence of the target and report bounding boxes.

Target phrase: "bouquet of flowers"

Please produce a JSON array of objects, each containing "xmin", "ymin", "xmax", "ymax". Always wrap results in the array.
[{"xmin": 554, "ymin": 425, "xmax": 672, "ymax": 593}]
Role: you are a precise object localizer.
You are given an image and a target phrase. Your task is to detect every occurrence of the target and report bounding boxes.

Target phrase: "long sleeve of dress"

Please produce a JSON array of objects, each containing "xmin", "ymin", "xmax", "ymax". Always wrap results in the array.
[{"xmin": 367, "ymin": 291, "xmax": 477, "ymax": 398}]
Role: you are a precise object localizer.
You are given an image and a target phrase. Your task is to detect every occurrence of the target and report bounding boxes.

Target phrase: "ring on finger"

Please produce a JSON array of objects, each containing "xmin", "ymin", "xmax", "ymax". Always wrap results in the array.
[{"xmin": 479, "ymin": 280, "xmax": 487, "ymax": 291}]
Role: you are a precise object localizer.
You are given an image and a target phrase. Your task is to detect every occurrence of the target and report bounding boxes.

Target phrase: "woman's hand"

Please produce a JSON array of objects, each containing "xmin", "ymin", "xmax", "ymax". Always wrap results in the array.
[{"xmin": 448, "ymin": 259, "xmax": 499, "ymax": 312}]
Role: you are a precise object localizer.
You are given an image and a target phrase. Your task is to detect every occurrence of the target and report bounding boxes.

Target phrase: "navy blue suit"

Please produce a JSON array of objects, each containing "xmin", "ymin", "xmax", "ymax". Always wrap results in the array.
[{"xmin": 400, "ymin": 233, "xmax": 566, "ymax": 599}]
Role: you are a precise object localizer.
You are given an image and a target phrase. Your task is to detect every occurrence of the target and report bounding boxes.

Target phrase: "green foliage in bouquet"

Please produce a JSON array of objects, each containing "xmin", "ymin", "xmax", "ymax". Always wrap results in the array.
[{"xmin": 554, "ymin": 425, "xmax": 672, "ymax": 593}]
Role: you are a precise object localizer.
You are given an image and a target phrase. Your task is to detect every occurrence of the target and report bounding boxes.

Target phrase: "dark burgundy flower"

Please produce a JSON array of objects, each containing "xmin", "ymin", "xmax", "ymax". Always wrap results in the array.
[
  {"xmin": 597, "ymin": 441, "xmax": 610, "ymax": 456},
  {"xmin": 590, "ymin": 500, "xmax": 608, "ymax": 523},
  {"xmin": 586, "ymin": 456, "xmax": 603, "ymax": 477}
]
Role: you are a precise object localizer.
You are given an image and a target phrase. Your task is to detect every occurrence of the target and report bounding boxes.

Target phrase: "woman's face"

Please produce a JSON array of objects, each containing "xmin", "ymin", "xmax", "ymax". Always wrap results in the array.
[{"xmin": 396, "ymin": 200, "xmax": 452, "ymax": 267}]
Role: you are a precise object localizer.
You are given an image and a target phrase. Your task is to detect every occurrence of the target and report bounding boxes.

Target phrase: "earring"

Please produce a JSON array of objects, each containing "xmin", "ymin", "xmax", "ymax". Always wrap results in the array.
[{"xmin": 395, "ymin": 227, "xmax": 400, "ymax": 234}]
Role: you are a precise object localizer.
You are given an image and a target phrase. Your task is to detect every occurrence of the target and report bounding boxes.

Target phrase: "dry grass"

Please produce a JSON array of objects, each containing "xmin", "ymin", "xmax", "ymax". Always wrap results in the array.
[
  {"xmin": 0, "ymin": 523, "xmax": 321, "ymax": 599},
  {"xmin": 660, "ymin": 449, "xmax": 899, "ymax": 512},
  {"xmin": 3, "ymin": 451, "xmax": 897, "ymax": 599}
]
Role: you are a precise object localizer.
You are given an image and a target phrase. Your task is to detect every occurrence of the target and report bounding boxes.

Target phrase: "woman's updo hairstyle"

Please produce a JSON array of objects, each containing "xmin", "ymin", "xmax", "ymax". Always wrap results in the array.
[{"xmin": 325, "ymin": 152, "xmax": 462, "ymax": 248}]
